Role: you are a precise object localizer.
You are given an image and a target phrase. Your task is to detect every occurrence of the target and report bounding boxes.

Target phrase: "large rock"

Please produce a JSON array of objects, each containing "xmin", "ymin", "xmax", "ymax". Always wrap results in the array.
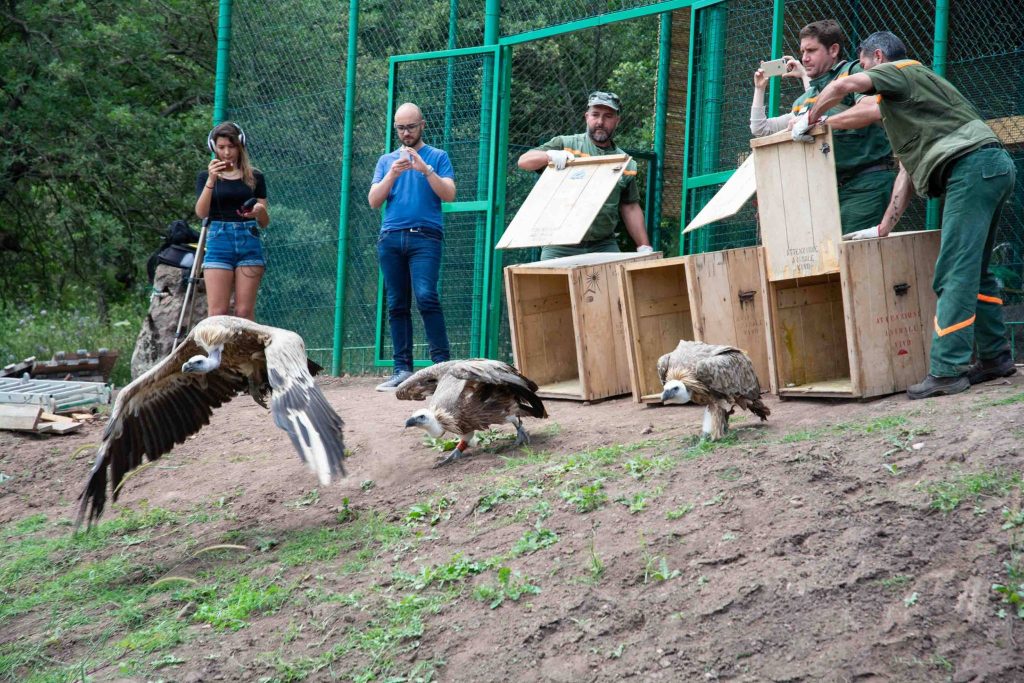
[{"xmin": 130, "ymin": 264, "xmax": 208, "ymax": 380}]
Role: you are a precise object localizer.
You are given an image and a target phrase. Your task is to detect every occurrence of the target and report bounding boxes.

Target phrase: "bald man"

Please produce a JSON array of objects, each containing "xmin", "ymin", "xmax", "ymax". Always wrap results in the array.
[{"xmin": 369, "ymin": 103, "xmax": 457, "ymax": 390}]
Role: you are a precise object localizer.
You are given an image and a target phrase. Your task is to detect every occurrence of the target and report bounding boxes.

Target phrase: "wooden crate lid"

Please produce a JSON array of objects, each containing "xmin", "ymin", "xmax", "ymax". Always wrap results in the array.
[
  {"xmin": 506, "ymin": 251, "xmax": 660, "ymax": 271},
  {"xmin": 497, "ymin": 154, "xmax": 632, "ymax": 250}
]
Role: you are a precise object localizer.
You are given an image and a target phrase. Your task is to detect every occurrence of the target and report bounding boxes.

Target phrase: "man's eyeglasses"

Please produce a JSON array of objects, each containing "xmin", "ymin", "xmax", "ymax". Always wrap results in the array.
[{"xmin": 394, "ymin": 122, "xmax": 423, "ymax": 133}]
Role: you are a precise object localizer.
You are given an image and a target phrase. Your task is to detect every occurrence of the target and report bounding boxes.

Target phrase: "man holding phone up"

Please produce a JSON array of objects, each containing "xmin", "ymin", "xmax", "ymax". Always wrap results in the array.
[
  {"xmin": 368, "ymin": 102, "xmax": 456, "ymax": 391},
  {"xmin": 750, "ymin": 20, "xmax": 894, "ymax": 235}
]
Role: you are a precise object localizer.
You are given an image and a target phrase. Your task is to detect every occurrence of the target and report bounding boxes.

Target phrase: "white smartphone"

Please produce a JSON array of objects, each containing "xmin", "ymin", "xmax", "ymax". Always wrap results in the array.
[{"xmin": 760, "ymin": 57, "xmax": 789, "ymax": 78}]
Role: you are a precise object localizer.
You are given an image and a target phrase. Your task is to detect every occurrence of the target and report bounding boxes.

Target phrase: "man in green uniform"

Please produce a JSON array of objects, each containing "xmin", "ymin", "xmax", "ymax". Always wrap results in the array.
[
  {"xmin": 751, "ymin": 19, "xmax": 894, "ymax": 234},
  {"xmin": 517, "ymin": 91, "xmax": 652, "ymax": 260},
  {"xmin": 806, "ymin": 31, "xmax": 1017, "ymax": 399}
]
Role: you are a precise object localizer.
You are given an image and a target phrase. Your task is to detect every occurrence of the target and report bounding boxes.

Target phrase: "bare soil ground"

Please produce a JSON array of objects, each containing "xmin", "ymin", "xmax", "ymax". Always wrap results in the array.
[{"xmin": 2, "ymin": 373, "xmax": 1024, "ymax": 682}]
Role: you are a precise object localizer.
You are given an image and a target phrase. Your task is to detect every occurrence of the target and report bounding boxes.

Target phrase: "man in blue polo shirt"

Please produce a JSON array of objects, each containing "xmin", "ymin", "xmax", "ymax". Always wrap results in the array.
[{"xmin": 368, "ymin": 102, "xmax": 457, "ymax": 390}]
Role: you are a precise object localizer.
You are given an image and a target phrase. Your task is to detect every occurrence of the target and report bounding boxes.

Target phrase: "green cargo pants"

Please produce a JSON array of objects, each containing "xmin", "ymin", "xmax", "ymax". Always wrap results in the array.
[
  {"xmin": 838, "ymin": 168, "xmax": 896, "ymax": 235},
  {"xmin": 540, "ymin": 236, "xmax": 620, "ymax": 261},
  {"xmin": 930, "ymin": 146, "xmax": 1016, "ymax": 377}
]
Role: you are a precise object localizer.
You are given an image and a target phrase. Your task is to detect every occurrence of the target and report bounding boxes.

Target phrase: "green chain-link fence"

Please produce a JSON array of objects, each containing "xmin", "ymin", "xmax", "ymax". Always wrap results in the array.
[{"xmin": 223, "ymin": 0, "xmax": 1024, "ymax": 372}]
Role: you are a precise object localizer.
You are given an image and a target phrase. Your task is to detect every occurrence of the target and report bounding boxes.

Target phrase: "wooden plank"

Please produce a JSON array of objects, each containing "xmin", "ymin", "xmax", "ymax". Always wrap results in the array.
[
  {"xmin": 619, "ymin": 262, "xmax": 645, "ymax": 404},
  {"xmin": 880, "ymin": 234, "xmax": 929, "ymax": 393},
  {"xmin": 724, "ymin": 247, "xmax": 771, "ymax": 390},
  {"xmin": 754, "ymin": 127, "xmax": 841, "ymax": 280},
  {"xmin": 40, "ymin": 411, "xmax": 76, "ymax": 423},
  {"xmin": 39, "ymin": 418, "xmax": 82, "ymax": 434},
  {"xmin": 0, "ymin": 404, "xmax": 42, "ymax": 431},
  {"xmin": 778, "ymin": 378, "xmax": 854, "ymax": 397},
  {"xmin": 682, "ymin": 155, "xmax": 756, "ymax": 234},
  {"xmin": 537, "ymin": 379, "xmax": 584, "ymax": 398},
  {"xmin": 913, "ymin": 231, "xmax": 941, "ymax": 361},
  {"xmin": 497, "ymin": 155, "xmax": 631, "ymax": 249},
  {"xmin": 770, "ymin": 276, "xmax": 848, "ymax": 388},
  {"xmin": 749, "ymin": 124, "xmax": 827, "ymax": 149},
  {"xmin": 757, "ymin": 248, "xmax": 780, "ymax": 394},
  {"xmin": 842, "ymin": 239, "xmax": 892, "ymax": 397}
]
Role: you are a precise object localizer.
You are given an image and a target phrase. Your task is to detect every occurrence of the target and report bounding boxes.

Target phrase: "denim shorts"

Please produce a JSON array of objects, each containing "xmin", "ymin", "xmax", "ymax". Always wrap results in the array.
[{"xmin": 203, "ymin": 220, "xmax": 265, "ymax": 270}]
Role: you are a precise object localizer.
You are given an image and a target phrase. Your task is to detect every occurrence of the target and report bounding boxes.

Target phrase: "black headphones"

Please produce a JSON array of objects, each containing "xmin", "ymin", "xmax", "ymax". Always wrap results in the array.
[{"xmin": 207, "ymin": 122, "xmax": 247, "ymax": 153}]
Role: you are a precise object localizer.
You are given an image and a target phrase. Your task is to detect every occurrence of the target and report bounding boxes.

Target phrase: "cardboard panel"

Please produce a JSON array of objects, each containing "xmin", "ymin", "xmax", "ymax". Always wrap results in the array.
[{"xmin": 497, "ymin": 155, "xmax": 631, "ymax": 249}]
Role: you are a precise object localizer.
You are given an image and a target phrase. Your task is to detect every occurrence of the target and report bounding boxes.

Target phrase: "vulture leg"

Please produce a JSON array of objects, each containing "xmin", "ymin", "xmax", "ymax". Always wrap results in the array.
[
  {"xmin": 507, "ymin": 415, "xmax": 529, "ymax": 446},
  {"xmin": 247, "ymin": 374, "xmax": 269, "ymax": 409},
  {"xmin": 701, "ymin": 407, "xmax": 714, "ymax": 440},
  {"xmin": 709, "ymin": 405, "xmax": 729, "ymax": 441},
  {"xmin": 434, "ymin": 433, "xmax": 474, "ymax": 468}
]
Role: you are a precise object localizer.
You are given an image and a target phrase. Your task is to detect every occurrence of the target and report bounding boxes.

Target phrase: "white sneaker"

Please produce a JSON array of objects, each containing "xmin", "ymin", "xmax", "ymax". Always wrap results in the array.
[{"xmin": 375, "ymin": 370, "xmax": 413, "ymax": 391}]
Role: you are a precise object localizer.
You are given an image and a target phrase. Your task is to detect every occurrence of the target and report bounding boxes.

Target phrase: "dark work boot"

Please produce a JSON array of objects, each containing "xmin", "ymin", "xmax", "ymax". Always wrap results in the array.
[
  {"xmin": 907, "ymin": 373, "xmax": 970, "ymax": 400},
  {"xmin": 967, "ymin": 351, "xmax": 1017, "ymax": 385}
]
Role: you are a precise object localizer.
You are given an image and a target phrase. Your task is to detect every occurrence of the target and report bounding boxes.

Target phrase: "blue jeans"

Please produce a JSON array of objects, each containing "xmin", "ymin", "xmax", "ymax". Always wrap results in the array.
[{"xmin": 377, "ymin": 228, "xmax": 451, "ymax": 372}]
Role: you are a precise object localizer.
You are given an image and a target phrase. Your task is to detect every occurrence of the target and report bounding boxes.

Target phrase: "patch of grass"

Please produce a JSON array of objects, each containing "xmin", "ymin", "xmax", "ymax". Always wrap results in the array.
[
  {"xmin": 584, "ymin": 534, "xmax": 605, "ymax": 584},
  {"xmin": 285, "ymin": 489, "xmax": 321, "ymax": 509},
  {"xmin": 473, "ymin": 566, "xmax": 541, "ymax": 608},
  {"xmin": 116, "ymin": 617, "xmax": 187, "ymax": 653},
  {"xmin": 679, "ymin": 433, "xmax": 740, "ymax": 459},
  {"xmin": 476, "ymin": 478, "xmax": 544, "ymax": 514},
  {"xmin": 550, "ymin": 442, "xmax": 652, "ymax": 476},
  {"xmin": 190, "ymin": 575, "xmax": 289, "ymax": 630},
  {"xmin": 394, "ymin": 552, "xmax": 495, "ymax": 590},
  {"xmin": 642, "ymin": 553, "xmax": 681, "ymax": 584},
  {"xmin": 875, "ymin": 574, "xmax": 914, "ymax": 591},
  {"xmin": 921, "ymin": 469, "xmax": 1023, "ymax": 514},
  {"xmin": 276, "ymin": 512, "xmax": 407, "ymax": 567},
  {"xmin": 510, "ymin": 524, "xmax": 558, "ymax": 556},
  {"xmin": 987, "ymin": 391, "xmax": 1024, "ymax": 407},
  {"xmin": 560, "ymin": 479, "xmax": 608, "ymax": 513},
  {"xmin": 616, "ymin": 491, "xmax": 650, "ymax": 514},
  {"xmin": 994, "ymin": 505, "xmax": 1024, "ymax": 620},
  {"xmin": 666, "ymin": 503, "xmax": 695, "ymax": 520},
  {"xmin": 404, "ymin": 496, "xmax": 455, "ymax": 527}
]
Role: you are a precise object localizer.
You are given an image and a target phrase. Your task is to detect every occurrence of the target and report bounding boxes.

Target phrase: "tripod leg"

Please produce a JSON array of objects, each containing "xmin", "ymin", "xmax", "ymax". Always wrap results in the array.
[{"xmin": 173, "ymin": 218, "xmax": 209, "ymax": 351}]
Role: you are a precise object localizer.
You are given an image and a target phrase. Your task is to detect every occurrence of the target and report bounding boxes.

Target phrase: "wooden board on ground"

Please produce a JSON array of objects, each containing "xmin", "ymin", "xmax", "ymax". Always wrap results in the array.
[
  {"xmin": 496, "ymin": 154, "xmax": 631, "ymax": 249},
  {"xmin": 32, "ymin": 349, "xmax": 119, "ymax": 382},
  {"xmin": 682, "ymin": 154, "xmax": 756, "ymax": 234},
  {"xmin": 504, "ymin": 251, "xmax": 661, "ymax": 401},
  {"xmin": 0, "ymin": 404, "xmax": 42, "ymax": 431},
  {"xmin": 1, "ymin": 357, "xmax": 35, "ymax": 379},
  {"xmin": 752, "ymin": 126, "xmax": 841, "ymax": 281}
]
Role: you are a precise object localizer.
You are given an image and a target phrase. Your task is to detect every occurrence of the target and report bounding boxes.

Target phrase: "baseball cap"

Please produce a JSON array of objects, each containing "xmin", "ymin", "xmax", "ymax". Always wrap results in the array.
[{"xmin": 587, "ymin": 91, "xmax": 621, "ymax": 112}]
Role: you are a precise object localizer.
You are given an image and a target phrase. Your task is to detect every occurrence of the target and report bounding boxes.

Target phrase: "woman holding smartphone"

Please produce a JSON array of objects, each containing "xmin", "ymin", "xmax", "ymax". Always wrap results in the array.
[{"xmin": 194, "ymin": 121, "xmax": 269, "ymax": 320}]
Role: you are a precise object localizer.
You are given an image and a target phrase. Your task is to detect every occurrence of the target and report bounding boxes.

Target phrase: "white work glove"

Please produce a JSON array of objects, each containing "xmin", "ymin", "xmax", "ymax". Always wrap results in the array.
[
  {"xmin": 546, "ymin": 150, "xmax": 574, "ymax": 170},
  {"xmin": 843, "ymin": 225, "xmax": 881, "ymax": 241},
  {"xmin": 791, "ymin": 113, "xmax": 814, "ymax": 143},
  {"xmin": 636, "ymin": 245, "xmax": 654, "ymax": 254}
]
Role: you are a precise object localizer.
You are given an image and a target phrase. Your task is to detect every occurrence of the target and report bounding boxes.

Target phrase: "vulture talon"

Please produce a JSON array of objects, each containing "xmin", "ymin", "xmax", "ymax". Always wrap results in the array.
[{"xmin": 434, "ymin": 447, "xmax": 467, "ymax": 468}]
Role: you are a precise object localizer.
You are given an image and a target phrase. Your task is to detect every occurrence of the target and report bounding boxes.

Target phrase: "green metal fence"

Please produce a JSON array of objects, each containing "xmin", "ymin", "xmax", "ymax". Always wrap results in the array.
[{"xmin": 221, "ymin": 0, "xmax": 1024, "ymax": 372}]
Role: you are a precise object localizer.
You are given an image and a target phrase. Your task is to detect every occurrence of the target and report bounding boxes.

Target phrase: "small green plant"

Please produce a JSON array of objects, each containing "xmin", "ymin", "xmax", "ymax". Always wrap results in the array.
[
  {"xmin": 337, "ymin": 497, "xmax": 356, "ymax": 523},
  {"xmin": 922, "ymin": 469, "xmax": 1022, "ymax": 513},
  {"xmin": 586, "ymin": 534, "xmax": 605, "ymax": 583},
  {"xmin": 876, "ymin": 574, "xmax": 914, "ymax": 591},
  {"xmin": 987, "ymin": 391, "xmax": 1024, "ymax": 407},
  {"xmin": 666, "ymin": 503, "xmax": 695, "ymax": 520},
  {"xmin": 424, "ymin": 435, "xmax": 461, "ymax": 451},
  {"xmin": 560, "ymin": 479, "xmax": 608, "ymax": 513},
  {"xmin": 993, "ymin": 506, "xmax": 1024, "ymax": 619},
  {"xmin": 472, "ymin": 566, "xmax": 541, "ymax": 608},
  {"xmin": 476, "ymin": 479, "xmax": 543, "ymax": 513},
  {"xmin": 510, "ymin": 524, "xmax": 558, "ymax": 556},
  {"xmin": 395, "ymin": 552, "xmax": 493, "ymax": 590},
  {"xmin": 615, "ymin": 492, "xmax": 649, "ymax": 514},
  {"xmin": 643, "ymin": 555, "xmax": 681, "ymax": 584},
  {"xmin": 404, "ymin": 496, "xmax": 454, "ymax": 526},
  {"xmin": 286, "ymin": 489, "xmax": 320, "ymax": 509}
]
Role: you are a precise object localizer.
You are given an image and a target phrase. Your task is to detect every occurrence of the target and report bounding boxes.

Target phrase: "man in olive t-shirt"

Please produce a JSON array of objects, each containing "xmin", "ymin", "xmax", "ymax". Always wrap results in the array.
[
  {"xmin": 517, "ymin": 91, "xmax": 652, "ymax": 260},
  {"xmin": 807, "ymin": 31, "xmax": 1017, "ymax": 400}
]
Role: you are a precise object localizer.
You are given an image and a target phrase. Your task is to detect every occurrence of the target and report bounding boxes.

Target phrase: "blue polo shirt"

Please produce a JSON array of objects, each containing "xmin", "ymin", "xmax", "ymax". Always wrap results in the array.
[{"xmin": 372, "ymin": 144, "xmax": 455, "ymax": 232}]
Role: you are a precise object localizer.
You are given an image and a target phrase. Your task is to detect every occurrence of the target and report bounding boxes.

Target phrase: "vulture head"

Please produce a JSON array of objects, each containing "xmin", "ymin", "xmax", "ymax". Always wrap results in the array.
[
  {"xmin": 661, "ymin": 380, "xmax": 692, "ymax": 405},
  {"xmin": 182, "ymin": 349, "xmax": 221, "ymax": 374},
  {"xmin": 405, "ymin": 408, "xmax": 444, "ymax": 437}
]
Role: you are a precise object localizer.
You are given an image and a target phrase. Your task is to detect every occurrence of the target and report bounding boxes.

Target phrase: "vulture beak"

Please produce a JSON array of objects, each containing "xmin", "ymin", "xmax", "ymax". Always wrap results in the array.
[
  {"xmin": 661, "ymin": 381, "xmax": 691, "ymax": 405},
  {"xmin": 405, "ymin": 415, "xmax": 424, "ymax": 429}
]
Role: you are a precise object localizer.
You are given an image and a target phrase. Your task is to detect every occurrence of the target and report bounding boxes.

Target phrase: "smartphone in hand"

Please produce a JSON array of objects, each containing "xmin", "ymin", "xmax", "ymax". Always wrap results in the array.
[
  {"xmin": 760, "ymin": 58, "xmax": 789, "ymax": 78},
  {"xmin": 238, "ymin": 197, "xmax": 258, "ymax": 217}
]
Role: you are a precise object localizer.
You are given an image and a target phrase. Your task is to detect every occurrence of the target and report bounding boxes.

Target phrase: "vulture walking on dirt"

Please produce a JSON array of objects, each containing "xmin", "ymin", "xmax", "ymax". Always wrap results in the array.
[
  {"xmin": 397, "ymin": 359, "xmax": 547, "ymax": 467},
  {"xmin": 658, "ymin": 340, "xmax": 769, "ymax": 441},
  {"xmin": 77, "ymin": 315, "xmax": 345, "ymax": 528}
]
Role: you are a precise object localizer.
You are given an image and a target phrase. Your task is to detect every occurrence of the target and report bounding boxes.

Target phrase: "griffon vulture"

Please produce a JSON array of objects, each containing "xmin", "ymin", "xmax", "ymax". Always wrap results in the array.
[
  {"xmin": 397, "ymin": 359, "xmax": 547, "ymax": 467},
  {"xmin": 658, "ymin": 340, "xmax": 769, "ymax": 440},
  {"xmin": 77, "ymin": 315, "xmax": 345, "ymax": 528}
]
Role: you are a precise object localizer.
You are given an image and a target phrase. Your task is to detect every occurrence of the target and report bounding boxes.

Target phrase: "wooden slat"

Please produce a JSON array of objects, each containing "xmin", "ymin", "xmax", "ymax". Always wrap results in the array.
[
  {"xmin": 682, "ymin": 155, "xmax": 756, "ymax": 234},
  {"xmin": 497, "ymin": 155, "xmax": 631, "ymax": 249},
  {"xmin": 0, "ymin": 404, "xmax": 42, "ymax": 431}
]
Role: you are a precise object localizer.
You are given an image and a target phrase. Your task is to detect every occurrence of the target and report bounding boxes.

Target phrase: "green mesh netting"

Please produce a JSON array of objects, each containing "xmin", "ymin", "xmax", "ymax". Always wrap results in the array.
[{"xmin": 223, "ymin": 0, "xmax": 1024, "ymax": 370}]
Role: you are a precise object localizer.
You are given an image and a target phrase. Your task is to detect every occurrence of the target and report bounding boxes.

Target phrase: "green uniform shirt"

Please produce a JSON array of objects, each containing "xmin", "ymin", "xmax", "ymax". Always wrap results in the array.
[
  {"xmin": 791, "ymin": 60, "xmax": 892, "ymax": 181},
  {"xmin": 864, "ymin": 60, "xmax": 999, "ymax": 197},
  {"xmin": 535, "ymin": 133, "xmax": 640, "ymax": 242}
]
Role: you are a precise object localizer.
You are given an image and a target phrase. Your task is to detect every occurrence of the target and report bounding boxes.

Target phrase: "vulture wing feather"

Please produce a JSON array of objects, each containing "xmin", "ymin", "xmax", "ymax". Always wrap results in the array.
[
  {"xmin": 394, "ymin": 361, "xmax": 461, "ymax": 400},
  {"xmin": 449, "ymin": 359, "xmax": 547, "ymax": 418}
]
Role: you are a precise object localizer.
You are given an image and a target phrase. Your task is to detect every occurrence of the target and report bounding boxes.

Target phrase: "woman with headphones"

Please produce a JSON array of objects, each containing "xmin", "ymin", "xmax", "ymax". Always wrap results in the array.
[{"xmin": 194, "ymin": 121, "xmax": 269, "ymax": 321}]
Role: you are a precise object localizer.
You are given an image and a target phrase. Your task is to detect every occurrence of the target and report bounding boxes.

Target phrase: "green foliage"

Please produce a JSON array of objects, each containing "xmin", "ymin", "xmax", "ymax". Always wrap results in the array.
[
  {"xmin": 394, "ymin": 552, "xmax": 493, "ymax": 590},
  {"xmin": 510, "ymin": 524, "xmax": 558, "ymax": 556},
  {"xmin": 475, "ymin": 478, "xmax": 544, "ymax": 513},
  {"xmin": 922, "ymin": 469, "xmax": 1023, "ymax": 513},
  {"xmin": 0, "ymin": 299, "xmax": 147, "ymax": 386},
  {"xmin": 560, "ymin": 479, "xmax": 608, "ymax": 513},
  {"xmin": 642, "ymin": 555, "xmax": 681, "ymax": 584},
  {"xmin": 1, "ymin": 1, "xmax": 215, "ymax": 307},
  {"xmin": 191, "ymin": 576, "xmax": 288, "ymax": 630},
  {"xmin": 404, "ymin": 496, "xmax": 454, "ymax": 526},
  {"xmin": 666, "ymin": 503, "xmax": 695, "ymax": 520},
  {"xmin": 473, "ymin": 567, "xmax": 541, "ymax": 609}
]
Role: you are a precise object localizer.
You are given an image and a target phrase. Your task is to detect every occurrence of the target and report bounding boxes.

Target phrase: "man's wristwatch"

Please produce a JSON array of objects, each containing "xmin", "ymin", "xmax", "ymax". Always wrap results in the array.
[{"xmin": 424, "ymin": 164, "xmax": 435, "ymax": 177}]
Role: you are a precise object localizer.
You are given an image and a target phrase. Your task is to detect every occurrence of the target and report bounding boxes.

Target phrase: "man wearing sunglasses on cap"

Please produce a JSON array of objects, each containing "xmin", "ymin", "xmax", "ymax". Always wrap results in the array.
[
  {"xmin": 517, "ymin": 91, "xmax": 652, "ymax": 260},
  {"xmin": 369, "ymin": 102, "xmax": 456, "ymax": 391}
]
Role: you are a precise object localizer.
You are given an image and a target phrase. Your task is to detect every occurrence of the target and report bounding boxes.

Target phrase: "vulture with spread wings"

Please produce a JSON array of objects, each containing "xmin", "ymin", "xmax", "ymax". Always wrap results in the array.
[
  {"xmin": 77, "ymin": 315, "xmax": 345, "ymax": 528},
  {"xmin": 658, "ymin": 340, "xmax": 769, "ymax": 441},
  {"xmin": 396, "ymin": 359, "xmax": 547, "ymax": 467}
]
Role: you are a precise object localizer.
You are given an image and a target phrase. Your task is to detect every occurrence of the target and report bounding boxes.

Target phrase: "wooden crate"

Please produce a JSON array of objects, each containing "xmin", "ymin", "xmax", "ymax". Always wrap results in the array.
[
  {"xmin": 751, "ymin": 127, "xmax": 842, "ymax": 281},
  {"xmin": 761, "ymin": 231, "xmax": 940, "ymax": 398},
  {"xmin": 504, "ymin": 251, "xmax": 661, "ymax": 401},
  {"xmin": 618, "ymin": 247, "xmax": 770, "ymax": 403}
]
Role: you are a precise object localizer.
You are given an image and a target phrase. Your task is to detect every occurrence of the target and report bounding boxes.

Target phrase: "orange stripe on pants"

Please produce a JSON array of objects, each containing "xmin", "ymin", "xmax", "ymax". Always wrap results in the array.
[
  {"xmin": 934, "ymin": 315, "xmax": 975, "ymax": 337},
  {"xmin": 977, "ymin": 293, "xmax": 1003, "ymax": 305}
]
